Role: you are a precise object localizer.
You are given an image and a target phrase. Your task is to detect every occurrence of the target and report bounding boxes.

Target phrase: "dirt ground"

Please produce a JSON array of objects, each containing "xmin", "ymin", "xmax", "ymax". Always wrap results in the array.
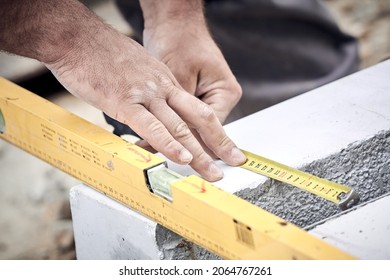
[{"xmin": 0, "ymin": 0, "xmax": 389, "ymax": 259}]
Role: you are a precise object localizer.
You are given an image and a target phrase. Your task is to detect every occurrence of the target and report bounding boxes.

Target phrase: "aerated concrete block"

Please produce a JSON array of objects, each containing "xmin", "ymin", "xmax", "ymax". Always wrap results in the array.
[
  {"xmin": 308, "ymin": 194, "xmax": 390, "ymax": 260},
  {"xmin": 70, "ymin": 186, "xmax": 192, "ymax": 260},
  {"xmin": 70, "ymin": 60, "xmax": 390, "ymax": 259}
]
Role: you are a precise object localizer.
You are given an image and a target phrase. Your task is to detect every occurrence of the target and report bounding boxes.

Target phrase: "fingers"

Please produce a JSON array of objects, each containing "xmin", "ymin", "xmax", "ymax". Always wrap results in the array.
[
  {"xmin": 168, "ymin": 90, "xmax": 247, "ymax": 168},
  {"xmin": 149, "ymin": 100, "xmax": 224, "ymax": 181},
  {"xmin": 135, "ymin": 139, "xmax": 156, "ymax": 153},
  {"xmin": 117, "ymin": 99, "xmax": 224, "ymax": 181},
  {"xmin": 118, "ymin": 103, "xmax": 193, "ymax": 165},
  {"xmin": 190, "ymin": 128, "xmax": 218, "ymax": 160}
]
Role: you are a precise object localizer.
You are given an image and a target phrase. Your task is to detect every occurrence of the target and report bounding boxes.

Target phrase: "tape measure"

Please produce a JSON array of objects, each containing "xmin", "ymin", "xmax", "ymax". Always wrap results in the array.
[
  {"xmin": 0, "ymin": 77, "xmax": 356, "ymax": 259},
  {"xmin": 241, "ymin": 151, "xmax": 359, "ymax": 210}
]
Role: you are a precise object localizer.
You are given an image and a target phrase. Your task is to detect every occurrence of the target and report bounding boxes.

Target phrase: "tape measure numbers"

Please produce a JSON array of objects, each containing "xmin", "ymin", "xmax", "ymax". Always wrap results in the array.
[
  {"xmin": 0, "ymin": 77, "xmax": 356, "ymax": 259},
  {"xmin": 241, "ymin": 150, "xmax": 359, "ymax": 210}
]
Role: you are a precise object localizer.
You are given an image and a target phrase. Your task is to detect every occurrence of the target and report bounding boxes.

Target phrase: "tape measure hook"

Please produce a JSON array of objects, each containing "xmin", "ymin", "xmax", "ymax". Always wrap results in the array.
[{"xmin": 338, "ymin": 189, "xmax": 360, "ymax": 210}]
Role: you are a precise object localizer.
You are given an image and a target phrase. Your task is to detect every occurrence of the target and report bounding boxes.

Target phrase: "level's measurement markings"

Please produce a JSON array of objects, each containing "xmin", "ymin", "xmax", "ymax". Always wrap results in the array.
[
  {"xmin": 234, "ymin": 219, "xmax": 255, "ymax": 248},
  {"xmin": 240, "ymin": 150, "xmax": 359, "ymax": 210}
]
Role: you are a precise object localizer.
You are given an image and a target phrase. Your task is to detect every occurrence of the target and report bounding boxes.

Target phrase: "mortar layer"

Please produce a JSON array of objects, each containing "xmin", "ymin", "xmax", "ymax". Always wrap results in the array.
[{"xmin": 237, "ymin": 130, "xmax": 390, "ymax": 227}]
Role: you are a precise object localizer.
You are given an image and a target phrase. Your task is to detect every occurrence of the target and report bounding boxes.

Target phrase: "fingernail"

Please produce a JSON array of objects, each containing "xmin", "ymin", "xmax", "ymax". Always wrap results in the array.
[
  {"xmin": 209, "ymin": 162, "xmax": 224, "ymax": 181},
  {"xmin": 231, "ymin": 147, "xmax": 247, "ymax": 165},
  {"xmin": 180, "ymin": 149, "xmax": 193, "ymax": 163}
]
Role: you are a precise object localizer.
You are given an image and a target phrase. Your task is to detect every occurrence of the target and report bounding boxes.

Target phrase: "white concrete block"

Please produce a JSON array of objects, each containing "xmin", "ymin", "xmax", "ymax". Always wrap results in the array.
[
  {"xmin": 309, "ymin": 194, "xmax": 390, "ymax": 260},
  {"xmin": 70, "ymin": 185, "xmax": 161, "ymax": 260},
  {"xmin": 70, "ymin": 185, "xmax": 196, "ymax": 260},
  {"xmin": 70, "ymin": 60, "xmax": 390, "ymax": 259}
]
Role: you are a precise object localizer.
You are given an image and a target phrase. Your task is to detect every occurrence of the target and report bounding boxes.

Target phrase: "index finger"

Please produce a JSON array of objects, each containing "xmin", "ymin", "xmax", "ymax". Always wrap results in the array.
[{"xmin": 168, "ymin": 90, "xmax": 247, "ymax": 166}]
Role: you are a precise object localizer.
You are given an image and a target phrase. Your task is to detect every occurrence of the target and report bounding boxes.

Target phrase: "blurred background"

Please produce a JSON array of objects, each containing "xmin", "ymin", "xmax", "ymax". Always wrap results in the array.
[{"xmin": 0, "ymin": 0, "xmax": 389, "ymax": 259}]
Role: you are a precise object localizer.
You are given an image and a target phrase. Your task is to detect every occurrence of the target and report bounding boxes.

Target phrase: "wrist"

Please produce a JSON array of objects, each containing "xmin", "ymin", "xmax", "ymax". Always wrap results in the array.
[{"xmin": 140, "ymin": 0, "xmax": 206, "ymax": 30}]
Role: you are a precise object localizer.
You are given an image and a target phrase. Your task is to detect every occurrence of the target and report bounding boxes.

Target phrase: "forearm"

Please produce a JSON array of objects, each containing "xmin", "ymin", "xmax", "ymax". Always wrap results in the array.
[
  {"xmin": 0, "ymin": 0, "xmax": 108, "ymax": 63},
  {"xmin": 140, "ymin": 0, "xmax": 206, "ymax": 29}
]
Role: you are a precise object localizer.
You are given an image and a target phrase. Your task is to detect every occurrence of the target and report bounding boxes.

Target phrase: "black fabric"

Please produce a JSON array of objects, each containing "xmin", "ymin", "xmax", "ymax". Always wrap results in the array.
[
  {"xmin": 103, "ymin": 113, "xmax": 140, "ymax": 138},
  {"xmin": 109, "ymin": 0, "xmax": 359, "ymax": 136}
]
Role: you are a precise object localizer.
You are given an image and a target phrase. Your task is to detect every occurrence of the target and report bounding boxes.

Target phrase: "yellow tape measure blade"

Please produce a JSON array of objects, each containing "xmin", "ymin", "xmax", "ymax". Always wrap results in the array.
[{"xmin": 240, "ymin": 150, "xmax": 359, "ymax": 209}]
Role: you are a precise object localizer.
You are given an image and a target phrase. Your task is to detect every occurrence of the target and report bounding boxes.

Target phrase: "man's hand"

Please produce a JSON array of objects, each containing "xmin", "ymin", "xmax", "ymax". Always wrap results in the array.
[
  {"xmin": 140, "ymin": 0, "xmax": 242, "ymax": 124},
  {"xmin": 140, "ymin": 0, "xmax": 243, "ymax": 157},
  {"xmin": 0, "ymin": 0, "xmax": 246, "ymax": 181}
]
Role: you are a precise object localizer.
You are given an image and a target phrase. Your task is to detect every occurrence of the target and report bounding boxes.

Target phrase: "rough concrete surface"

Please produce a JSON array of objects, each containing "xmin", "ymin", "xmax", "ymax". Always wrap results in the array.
[{"xmin": 237, "ymin": 130, "xmax": 390, "ymax": 228}]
